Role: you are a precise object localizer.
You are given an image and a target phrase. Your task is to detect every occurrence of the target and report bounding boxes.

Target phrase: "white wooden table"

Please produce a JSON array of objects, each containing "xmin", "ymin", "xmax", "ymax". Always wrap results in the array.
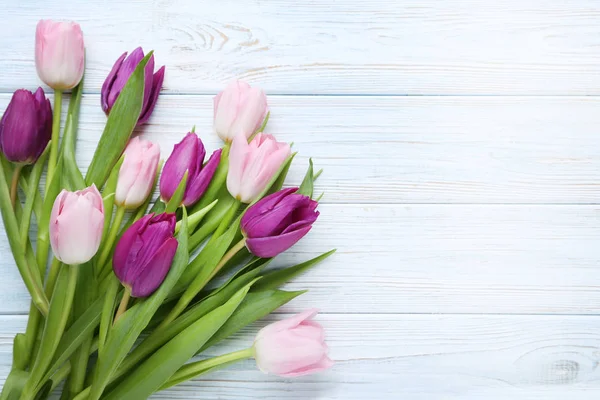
[{"xmin": 2, "ymin": 1, "xmax": 600, "ymax": 399}]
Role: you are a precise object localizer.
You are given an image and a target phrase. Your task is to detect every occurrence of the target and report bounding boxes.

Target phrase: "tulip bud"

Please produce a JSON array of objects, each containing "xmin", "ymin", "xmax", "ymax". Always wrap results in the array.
[
  {"xmin": 0, "ymin": 88, "xmax": 52, "ymax": 164},
  {"xmin": 159, "ymin": 133, "xmax": 221, "ymax": 206},
  {"xmin": 227, "ymin": 133, "xmax": 290, "ymax": 204},
  {"xmin": 101, "ymin": 47, "xmax": 165, "ymax": 125},
  {"xmin": 213, "ymin": 81, "xmax": 268, "ymax": 142},
  {"xmin": 50, "ymin": 186, "xmax": 104, "ymax": 265},
  {"xmin": 254, "ymin": 309, "xmax": 333, "ymax": 377},
  {"xmin": 113, "ymin": 213, "xmax": 178, "ymax": 297},
  {"xmin": 241, "ymin": 188, "xmax": 318, "ymax": 258},
  {"xmin": 115, "ymin": 137, "xmax": 160, "ymax": 209},
  {"xmin": 35, "ymin": 20, "xmax": 84, "ymax": 90}
]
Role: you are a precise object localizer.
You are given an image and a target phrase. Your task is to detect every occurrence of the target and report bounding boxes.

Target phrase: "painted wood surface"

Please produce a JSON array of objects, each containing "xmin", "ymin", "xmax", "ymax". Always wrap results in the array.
[{"xmin": 1, "ymin": 1, "xmax": 600, "ymax": 399}]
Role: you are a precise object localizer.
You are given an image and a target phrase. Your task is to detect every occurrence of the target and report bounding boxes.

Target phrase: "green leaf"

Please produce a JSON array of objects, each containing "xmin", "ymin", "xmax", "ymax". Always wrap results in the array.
[
  {"xmin": 159, "ymin": 360, "xmax": 239, "ymax": 390},
  {"xmin": 100, "ymin": 156, "xmax": 124, "ymax": 247},
  {"xmin": 113, "ymin": 261, "xmax": 267, "ymax": 382},
  {"xmin": 12, "ymin": 334, "xmax": 28, "ymax": 371},
  {"xmin": 253, "ymin": 249, "xmax": 336, "ymax": 292},
  {"xmin": 86, "ymin": 52, "xmax": 153, "ymax": 188},
  {"xmin": 297, "ymin": 158, "xmax": 315, "ymax": 197},
  {"xmin": 19, "ymin": 145, "xmax": 50, "ymax": 248},
  {"xmin": 165, "ymin": 170, "xmax": 188, "ymax": 213},
  {"xmin": 98, "ymin": 274, "xmax": 120, "ymax": 354},
  {"xmin": 188, "ymin": 191, "xmax": 236, "ymax": 251},
  {"xmin": 40, "ymin": 297, "xmax": 103, "ymax": 385},
  {"xmin": 102, "ymin": 282, "xmax": 252, "ymax": 400},
  {"xmin": 198, "ymin": 289, "xmax": 305, "ymax": 353},
  {"xmin": 23, "ymin": 264, "xmax": 78, "ymax": 397},
  {"xmin": 87, "ymin": 208, "xmax": 189, "ymax": 400}
]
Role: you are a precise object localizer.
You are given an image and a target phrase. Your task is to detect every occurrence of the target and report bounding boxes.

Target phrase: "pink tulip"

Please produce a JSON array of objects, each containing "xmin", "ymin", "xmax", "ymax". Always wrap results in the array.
[
  {"xmin": 115, "ymin": 137, "xmax": 161, "ymax": 209},
  {"xmin": 213, "ymin": 81, "xmax": 268, "ymax": 142},
  {"xmin": 50, "ymin": 186, "xmax": 104, "ymax": 265},
  {"xmin": 227, "ymin": 133, "xmax": 290, "ymax": 203},
  {"xmin": 253, "ymin": 309, "xmax": 334, "ymax": 377},
  {"xmin": 35, "ymin": 20, "xmax": 85, "ymax": 90}
]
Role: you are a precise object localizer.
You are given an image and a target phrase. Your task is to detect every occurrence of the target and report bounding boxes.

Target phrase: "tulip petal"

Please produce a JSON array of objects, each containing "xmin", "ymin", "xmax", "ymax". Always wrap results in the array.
[
  {"xmin": 138, "ymin": 65, "xmax": 165, "ymax": 125},
  {"xmin": 255, "ymin": 309, "xmax": 319, "ymax": 342},
  {"xmin": 280, "ymin": 355, "xmax": 334, "ymax": 377},
  {"xmin": 245, "ymin": 226, "xmax": 312, "ymax": 258},
  {"xmin": 226, "ymin": 133, "xmax": 250, "ymax": 200},
  {"xmin": 160, "ymin": 133, "xmax": 198, "ymax": 201},
  {"xmin": 101, "ymin": 52, "xmax": 127, "ymax": 113},
  {"xmin": 242, "ymin": 194, "xmax": 309, "ymax": 238},
  {"xmin": 107, "ymin": 47, "xmax": 145, "ymax": 108},
  {"xmin": 183, "ymin": 148, "xmax": 222, "ymax": 206},
  {"xmin": 113, "ymin": 214, "xmax": 154, "ymax": 284},
  {"xmin": 281, "ymin": 209, "xmax": 319, "ymax": 235},
  {"xmin": 130, "ymin": 237, "xmax": 178, "ymax": 297}
]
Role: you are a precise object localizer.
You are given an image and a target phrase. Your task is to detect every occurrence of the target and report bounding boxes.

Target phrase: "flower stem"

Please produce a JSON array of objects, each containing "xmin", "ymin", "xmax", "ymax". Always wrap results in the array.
[
  {"xmin": 10, "ymin": 164, "xmax": 23, "ymax": 207},
  {"xmin": 97, "ymin": 206, "xmax": 126, "ymax": 275},
  {"xmin": 158, "ymin": 237, "xmax": 247, "ymax": 329},
  {"xmin": 114, "ymin": 287, "xmax": 131, "ymax": 325},
  {"xmin": 46, "ymin": 90, "xmax": 62, "ymax": 189},
  {"xmin": 210, "ymin": 199, "xmax": 241, "ymax": 241},
  {"xmin": 160, "ymin": 348, "xmax": 254, "ymax": 390}
]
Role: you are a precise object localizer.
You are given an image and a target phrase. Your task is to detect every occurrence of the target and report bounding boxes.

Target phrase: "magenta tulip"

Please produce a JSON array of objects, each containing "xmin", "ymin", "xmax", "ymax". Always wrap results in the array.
[
  {"xmin": 101, "ymin": 47, "xmax": 165, "ymax": 125},
  {"xmin": 213, "ymin": 81, "xmax": 268, "ymax": 142},
  {"xmin": 115, "ymin": 137, "xmax": 160, "ymax": 209},
  {"xmin": 50, "ymin": 186, "xmax": 104, "ymax": 265},
  {"xmin": 35, "ymin": 20, "xmax": 85, "ymax": 90},
  {"xmin": 227, "ymin": 133, "xmax": 290, "ymax": 203},
  {"xmin": 159, "ymin": 133, "xmax": 221, "ymax": 206},
  {"xmin": 254, "ymin": 309, "xmax": 333, "ymax": 377},
  {"xmin": 113, "ymin": 213, "xmax": 178, "ymax": 297},
  {"xmin": 0, "ymin": 88, "xmax": 52, "ymax": 164},
  {"xmin": 241, "ymin": 188, "xmax": 319, "ymax": 258}
]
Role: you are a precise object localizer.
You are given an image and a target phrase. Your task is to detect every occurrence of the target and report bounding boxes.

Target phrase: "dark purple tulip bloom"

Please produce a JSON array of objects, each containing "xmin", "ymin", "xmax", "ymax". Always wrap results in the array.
[
  {"xmin": 113, "ymin": 213, "xmax": 178, "ymax": 297},
  {"xmin": 159, "ymin": 133, "xmax": 222, "ymax": 206},
  {"xmin": 101, "ymin": 47, "xmax": 165, "ymax": 125},
  {"xmin": 0, "ymin": 88, "xmax": 51, "ymax": 164},
  {"xmin": 241, "ymin": 188, "xmax": 319, "ymax": 258}
]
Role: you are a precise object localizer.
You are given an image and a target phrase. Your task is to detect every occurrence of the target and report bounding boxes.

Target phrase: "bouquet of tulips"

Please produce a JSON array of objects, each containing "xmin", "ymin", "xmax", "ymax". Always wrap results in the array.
[{"xmin": 0, "ymin": 20, "xmax": 334, "ymax": 400}]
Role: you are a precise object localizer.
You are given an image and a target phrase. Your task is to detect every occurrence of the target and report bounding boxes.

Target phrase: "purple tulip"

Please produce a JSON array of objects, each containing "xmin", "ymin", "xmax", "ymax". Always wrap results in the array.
[
  {"xmin": 159, "ymin": 133, "xmax": 222, "ymax": 206},
  {"xmin": 0, "ymin": 88, "xmax": 52, "ymax": 164},
  {"xmin": 241, "ymin": 188, "xmax": 319, "ymax": 258},
  {"xmin": 101, "ymin": 47, "xmax": 165, "ymax": 125},
  {"xmin": 113, "ymin": 213, "xmax": 178, "ymax": 298}
]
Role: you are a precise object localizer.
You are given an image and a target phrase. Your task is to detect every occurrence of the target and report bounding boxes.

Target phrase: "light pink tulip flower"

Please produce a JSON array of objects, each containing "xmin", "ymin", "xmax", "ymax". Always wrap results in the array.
[
  {"xmin": 213, "ymin": 81, "xmax": 268, "ymax": 142},
  {"xmin": 253, "ymin": 309, "xmax": 334, "ymax": 377},
  {"xmin": 50, "ymin": 185, "xmax": 104, "ymax": 265},
  {"xmin": 35, "ymin": 20, "xmax": 85, "ymax": 90},
  {"xmin": 115, "ymin": 137, "xmax": 161, "ymax": 209},
  {"xmin": 227, "ymin": 132, "xmax": 290, "ymax": 203}
]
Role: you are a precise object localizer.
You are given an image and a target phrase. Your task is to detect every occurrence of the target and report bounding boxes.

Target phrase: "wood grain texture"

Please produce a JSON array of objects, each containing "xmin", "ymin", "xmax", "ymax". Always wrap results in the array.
[
  {"xmin": 3, "ymin": 314, "xmax": 600, "ymax": 399},
  {"xmin": 2, "ymin": 204, "xmax": 600, "ymax": 315},
  {"xmin": 1, "ymin": 94, "xmax": 600, "ymax": 205},
  {"xmin": 1, "ymin": 0, "xmax": 600, "ymax": 94}
]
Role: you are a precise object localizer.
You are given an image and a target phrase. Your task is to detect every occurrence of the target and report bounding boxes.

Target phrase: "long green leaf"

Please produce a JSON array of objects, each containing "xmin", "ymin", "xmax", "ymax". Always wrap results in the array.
[
  {"xmin": 103, "ymin": 283, "xmax": 252, "ymax": 400},
  {"xmin": 87, "ymin": 208, "xmax": 189, "ymax": 400},
  {"xmin": 253, "ymin": 249, "xmax": 336, "ymax": 292},
  {"xmin": 297, "ymin": 158, "xmax": 315, "ymax": 197},
  {"xmin": 19, "ymin": 145, "xmax": 50, "ymax": 248},
  {"xmin": 198, "ymin": 289, "xmax": 305, "ymax": 353},
  {"xmin": 165, "ymin": 171, "xmax": 188, "ymax": 213},
  {"xmin": 86, "ymin": 52, "xmax": 153, "ymax": 188}
]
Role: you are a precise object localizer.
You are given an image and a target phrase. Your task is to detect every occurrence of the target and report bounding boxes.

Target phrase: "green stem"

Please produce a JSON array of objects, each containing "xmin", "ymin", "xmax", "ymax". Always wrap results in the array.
[
  {"xmin": 160, "ymin": 348, "xmax": 254, "ymax": 390},
  {"xmin": 45, "ymin": 258, "xmax": 62, "ymax": 296},
  {"xmin": 99, "ymin": 274, "xmax": 120, "ymax": 354},
  {"xmin": 22, "ymin": 263, "xmax": 78, "ymax": 399},
  {"xmin": 158, "ymin": 238, "xmax": 247, "ymax": 329},
  {"xmin": 114, "ymin": 287, "xmax": 131, "ymax": 325},
  {"xmin": 97, "ymin": 206, "xmax": 126, "ymax": 274},
  {"xmin": 46, "ymin": 90, "xmax": 62, "ymax": 189},
  {"xmin": 10, "ymin": 164, "xmax": 23, "ymax": 207}
]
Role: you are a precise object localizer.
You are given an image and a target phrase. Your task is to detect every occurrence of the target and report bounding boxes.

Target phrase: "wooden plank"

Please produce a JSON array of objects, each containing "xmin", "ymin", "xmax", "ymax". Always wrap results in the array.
[
  {"xmin": 2, "ymin": 204, "xmax": 600, "ymax": 315},
  {"xmin": 1, "ymin": 1, "xmax": 600, "ymax": 94},
  {"xmin": 2, "ymin": 313, "xmax": 600, "ymax": 399},
  {"xmin": 2, "ymin": 94, "xmax": 600, "ymax": 204}
]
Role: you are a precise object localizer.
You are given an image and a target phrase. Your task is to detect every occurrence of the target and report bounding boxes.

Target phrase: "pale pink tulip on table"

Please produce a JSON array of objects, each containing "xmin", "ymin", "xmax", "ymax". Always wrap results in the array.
[
  {"xmin": 50, "ymin": 185, "xmax": 104, "ymax": 265},
  {"xmin": 35, "ymin": 20, "xmax": 85, "ymax": 90},
  {"xmin": 253, "ymin": 309, "xmax": 334, "ymax": 377},
  {"xmin": 227, "ymin": 132, "xmax": 290, "ymax": 203},
  {"xmin": 115, "ymin": 137, "xmax": 161, "ymax": 209},
  {"xmin": 214, "ymin": 81, "xmax": 268, "ymax": 142}
]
